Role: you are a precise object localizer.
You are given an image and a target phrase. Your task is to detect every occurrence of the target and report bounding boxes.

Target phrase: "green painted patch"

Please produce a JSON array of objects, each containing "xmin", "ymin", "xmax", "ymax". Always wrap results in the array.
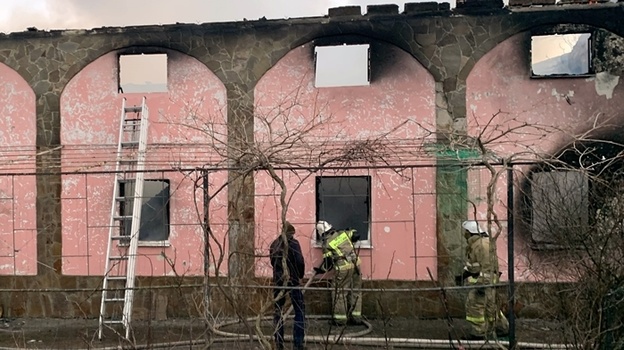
[{"xmin": 425, "ymin": 143, "xmax": 482, "ymax": 160}]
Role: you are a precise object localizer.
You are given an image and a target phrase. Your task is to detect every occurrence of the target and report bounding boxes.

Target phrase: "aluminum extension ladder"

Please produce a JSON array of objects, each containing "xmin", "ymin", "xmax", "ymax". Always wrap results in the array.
[{"xmin": 98, "ymin": 97, "xmax": 149, "ymax": 340}]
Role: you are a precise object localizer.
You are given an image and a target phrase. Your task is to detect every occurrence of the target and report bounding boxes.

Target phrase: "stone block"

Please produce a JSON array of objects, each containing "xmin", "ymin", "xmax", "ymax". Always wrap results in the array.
[
  {"xmin": 456, "ymin": 0, "xmax": 505, "ymax": 10},
  {"xmin": 328, "ymin": 6, "xmax": 361, "ymax": 17},
  {"xmin": 404, "ymin": 2, "xmax": 439, "ymax": 13},
  {"xmin": 532, "ymin": 0, "xmax": 556, "ymax": 5},
  {"xmin": 154, "ymin": 295, "xmax": 168, "ymax": 321},
  {"xmin": 509, "ymin": 0, "xmax": 532, "ymax": 6},
  {"xmin": 366, "ymin": 4, "xmax": 399, "ymax": 15}
]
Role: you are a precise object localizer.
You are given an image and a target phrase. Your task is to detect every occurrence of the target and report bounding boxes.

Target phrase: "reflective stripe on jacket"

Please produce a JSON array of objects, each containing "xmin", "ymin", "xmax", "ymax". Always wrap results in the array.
[{"xmin": 322, "ymin": 229, "xmax": 360, "ymax": 270}]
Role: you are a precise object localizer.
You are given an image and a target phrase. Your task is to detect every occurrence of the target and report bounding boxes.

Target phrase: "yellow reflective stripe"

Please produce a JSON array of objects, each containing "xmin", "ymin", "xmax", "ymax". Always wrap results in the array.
[
  {"xmin": 334, "ymin": 314, "xmax": 347, "ymax": 320},
  {"xmin": 466, "ymin": 316, "xmax": 485, "ymax": 324},
  {"xmin": 352, "ymin": 311, "xmax": 361, "ymax": 316},
  {"xmin": 329, "ymin": 232, "xmax": 350, "ymax": 250},
  {"xmin": 336, "ymin": 263, "xmax": 354, "ymax": 270},
  {"xmin": 323, "ymin": 251, "xmax": 332, "ymax": 258},
  {"xmin": 467, "ymin": 277, "xmax": 479, "ymax": 284}
]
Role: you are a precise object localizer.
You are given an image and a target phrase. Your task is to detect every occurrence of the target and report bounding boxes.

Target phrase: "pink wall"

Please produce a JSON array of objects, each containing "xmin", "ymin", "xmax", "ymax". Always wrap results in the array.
[
  {"xmin": 467, "ymin": 32, "xmax": 624, "ymax": 281},
  {"xmin": 254, "ymin": 44, "xmax": 437, "ymax": 281},
  {"xmin": 0, "ymin": 63, "xmax": 37, "ymax": 276},
  {"xmin": 60, "ymin": 50, "xmax": 228, "ymax": 276}
]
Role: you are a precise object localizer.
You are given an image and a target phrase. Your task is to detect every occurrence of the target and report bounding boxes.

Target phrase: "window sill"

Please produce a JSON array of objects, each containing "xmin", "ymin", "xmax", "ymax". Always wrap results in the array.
[
  {"xmin": 118, "ymin": 240, "xmax": 171, "ymax": 248},
  {"xmin": 311, "ymin": 240, "xmax": 372, "ymax": 249},
  {"xmin": 530, "ymin": 73, "xmax": 595, "ymax": 79}
]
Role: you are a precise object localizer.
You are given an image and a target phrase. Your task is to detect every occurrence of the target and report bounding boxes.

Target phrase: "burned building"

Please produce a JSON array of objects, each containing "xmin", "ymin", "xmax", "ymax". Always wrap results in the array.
[{"xmin": 0, "ymin": 0, "xmax": 623, "ymax": 326}]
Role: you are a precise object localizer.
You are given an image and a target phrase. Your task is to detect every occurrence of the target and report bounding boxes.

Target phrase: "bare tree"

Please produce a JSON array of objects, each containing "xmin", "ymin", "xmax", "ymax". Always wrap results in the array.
[
  {"xmin": 428, "ymin": 109, "xmax": 624, "ymax": 349},
  {"xmin": 173, "ymin": 81, "xmax": 416, "ymax": 349}
]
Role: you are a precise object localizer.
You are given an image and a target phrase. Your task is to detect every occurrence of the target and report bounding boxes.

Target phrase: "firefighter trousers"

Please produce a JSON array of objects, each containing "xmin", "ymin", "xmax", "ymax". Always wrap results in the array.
[
  {"xmin": 331, "ymin": 266, "xmax": 362, "ymax": 324},
  {"xmin": 465, "ymin": 286, "xmax": 509, "ymax": 337}
]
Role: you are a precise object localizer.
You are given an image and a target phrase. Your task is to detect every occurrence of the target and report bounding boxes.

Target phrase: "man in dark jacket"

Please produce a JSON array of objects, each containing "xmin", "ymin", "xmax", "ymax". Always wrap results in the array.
[{"xmin": 270, "ymin": 221, "xmax": 305, "ymax": 350}]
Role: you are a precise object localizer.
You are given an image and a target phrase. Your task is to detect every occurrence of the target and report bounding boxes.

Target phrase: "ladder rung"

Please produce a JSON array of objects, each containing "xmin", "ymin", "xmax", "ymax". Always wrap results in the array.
[
  {"xmin": 104, "ymin": 298, "xmax": 125, "ymax": 302},
  {"xmin": 103, "ymin": 320, "xmax": 124, "ymax": 325},
  {"xmin": 106, "ymin": 276, "xmax": 127, "ymax": 281},
  {"xmin": 121, "ymin": 141, "xmax": 139, "ymax": 147},
  {"xmin": 115, "ymin": 196, "xmax": 129, "ymax": 202},
  {"xmin": 113, "ymin": 215, "xmax": 132, "ymax": 221},
  {"xmin": 119, "ymin": 160, "xmax": 138, "ymax": 164},
  {"xmin": 111, "ymin": 235, "xmax": 131, "ymax": 241},
  {"xmin": 110, "ymin": 256, "xmax": 128, "ymax": 260},
  {"xmin": 124, "ymin": 106, "xmax": 142, "ymax": 113}
]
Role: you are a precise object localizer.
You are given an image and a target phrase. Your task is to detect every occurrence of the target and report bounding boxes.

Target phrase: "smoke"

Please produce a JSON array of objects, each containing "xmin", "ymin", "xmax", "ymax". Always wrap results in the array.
[{"xmin": 0, "ymin": 0, "xmax": 341, "ymax": 33}]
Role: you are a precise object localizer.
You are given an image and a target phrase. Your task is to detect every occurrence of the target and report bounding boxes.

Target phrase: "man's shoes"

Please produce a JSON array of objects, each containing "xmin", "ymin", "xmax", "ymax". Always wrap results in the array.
[{"xmin": 348, "ymin": 317, "xmax": 364, "ymax": 326}]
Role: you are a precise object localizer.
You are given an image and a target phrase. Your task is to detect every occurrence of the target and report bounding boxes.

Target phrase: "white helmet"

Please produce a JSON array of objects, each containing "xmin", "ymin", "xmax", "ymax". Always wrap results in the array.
[
  {"xmin": 462, "ymin": 220, "xmax": 486, "ymax": 235},
  {"xmin": 316, "ymin": 220, "xmax": 332, "ymax": 235}
]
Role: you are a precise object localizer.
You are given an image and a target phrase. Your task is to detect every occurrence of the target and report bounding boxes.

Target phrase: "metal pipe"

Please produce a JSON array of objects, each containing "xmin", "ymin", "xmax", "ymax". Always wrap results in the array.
[
  {"xmin": 84, "ymin": 334, "xmax": 573, "ymax": 350},
  {"xmin": 507, "ymin": 167, "xmax": 517, "ymax": 349}
]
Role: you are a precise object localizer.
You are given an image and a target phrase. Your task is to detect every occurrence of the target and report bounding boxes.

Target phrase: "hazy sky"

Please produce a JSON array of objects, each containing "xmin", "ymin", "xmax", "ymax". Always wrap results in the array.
[{"xmin": 0, "ymin": 0, "xmax": 421, "ymax": 34}]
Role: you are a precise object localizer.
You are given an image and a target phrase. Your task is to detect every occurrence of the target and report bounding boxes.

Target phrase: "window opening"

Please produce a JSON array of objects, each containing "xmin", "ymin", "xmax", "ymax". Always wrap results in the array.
[
  {"xmin": 314, "ymin": 44, "xmax": 370, "ymax": 88},
  {"xmin": 119, "ymin": 179, "xmax": 170, "ymax": 241},
  {"xmin": 316, "ymin": 176, "xmax": 371, "ymax": 243},
  {"xmin": 530, "ymin": 171, "xmax": 588, "ymax": 245},
  {"xmin": 119, "ymin": 53, "xmax": 167, "ymax": 93},
  {"xmin": 531, "ymin": 33, "xmax": 592, "ymax": 77}
]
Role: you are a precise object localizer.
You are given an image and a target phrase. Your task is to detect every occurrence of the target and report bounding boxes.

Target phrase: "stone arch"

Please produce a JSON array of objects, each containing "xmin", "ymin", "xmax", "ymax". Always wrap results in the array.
[
  {"xmin": 253, "ymin": 37, "xmax": 438, "ymax": 281},
  {"xmin": 59, "ymin": 48, "xmax": 228, "ymax": 276}
]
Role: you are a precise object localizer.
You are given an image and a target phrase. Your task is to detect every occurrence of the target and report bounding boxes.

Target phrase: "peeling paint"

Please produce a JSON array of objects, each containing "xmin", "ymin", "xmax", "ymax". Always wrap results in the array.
[{"xmin": 592, "ymin": 72, "xmax": 620, "ymax": 99}]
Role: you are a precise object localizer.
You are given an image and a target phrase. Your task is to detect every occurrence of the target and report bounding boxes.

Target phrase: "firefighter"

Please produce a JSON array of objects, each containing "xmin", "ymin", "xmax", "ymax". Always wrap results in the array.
[
  {"xmin": 461, "ymin": 220, "xmax": 509, "ymax": 340},
  {"xmin": 314, "ymin": 220, "xmax": 363, "ymax": 326},
  {"xmin": 270, "ymin": 221, "xmax": 305, "ymax": 350}
]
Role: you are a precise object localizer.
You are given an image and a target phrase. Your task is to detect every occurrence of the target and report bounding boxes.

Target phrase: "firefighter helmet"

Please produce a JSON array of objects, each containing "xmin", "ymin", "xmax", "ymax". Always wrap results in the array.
[
  {"xmin": 316, "ymin": 220, "xmax": 332, "ymax": 235},
  {"xmin": 462, "ymin": 220, "xmax": 486, "ymax": 235}
]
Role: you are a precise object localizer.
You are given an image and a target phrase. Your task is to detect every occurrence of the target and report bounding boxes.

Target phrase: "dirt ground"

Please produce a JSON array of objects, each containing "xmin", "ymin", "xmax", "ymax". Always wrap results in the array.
[{"xmin": 0, "ymin": 316, "xmax": 566, "ymax": 349}]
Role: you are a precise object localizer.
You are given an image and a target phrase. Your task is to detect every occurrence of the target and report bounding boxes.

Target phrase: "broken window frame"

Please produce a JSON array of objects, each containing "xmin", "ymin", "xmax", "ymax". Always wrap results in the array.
[
  {"xmin": 529, "ymin": 25, "xmax": 595, "ymax": 79},
  {"xmin": 313, "ymin": 43, "xmax": 371, "ymax": 88},
  {"xmin": 314, "ymin": 175, "xmax": 372, "ymax": 247},
  {"xmin": 118, "ymin": 50, "xmax": 168, "ymax": 94},
  {"xmin": 119, "ymin": 179, "xmax": 171, "ymax": 244}
]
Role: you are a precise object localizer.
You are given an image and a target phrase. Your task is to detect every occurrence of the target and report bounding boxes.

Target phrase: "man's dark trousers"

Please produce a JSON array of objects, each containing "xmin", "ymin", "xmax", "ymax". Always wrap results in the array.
[{"xmin": 274, "ymin": 283, "xmax": 305, "ymax": 350}]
